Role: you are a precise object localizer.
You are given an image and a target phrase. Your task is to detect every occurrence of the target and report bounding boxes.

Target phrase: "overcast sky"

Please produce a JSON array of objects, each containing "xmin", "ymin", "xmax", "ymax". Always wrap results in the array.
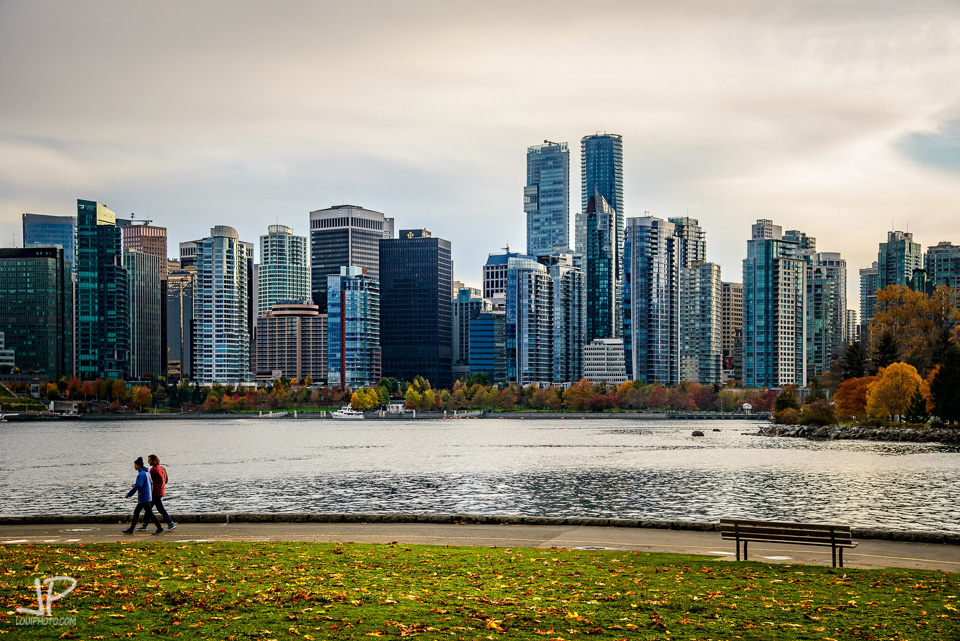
[{"xmin": 1, "ymin": 0, "xmax": 958, "ymax": 306}]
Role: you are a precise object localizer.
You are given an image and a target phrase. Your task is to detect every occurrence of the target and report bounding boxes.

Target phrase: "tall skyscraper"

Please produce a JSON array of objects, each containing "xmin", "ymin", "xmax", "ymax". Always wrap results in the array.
[
  {"xmin": 166, "ymin": 260, "xmax": 194, "ymax": 381},
  {"xmin": 469, "ymin": 309, "xmax": 507, "ymax": 384},
  {"xmin": 878, "ymin": 230, "xmax": 922, "ymax": 290},
  {"xmin": 192, "ymin": 226, "xmax": 250, "ymax": 386},
  {"xmin": 925, "ymin": 242, "xmax": 960, "ymax": 290},
  {"xmin": 670, "ymin": 217, "xmax": 707, "ymax": 269},
  {"xmin": 806, "ymin": 252, "xmax": 847, "ymax": 379},
  {"xmin": 258, "ymin": 224, "xmax": 310, "ymax": 318},
  {"xmin": 505, "ymin": 256, "xmax": 553, "ymax": 385},
  {"xmin": 119, "ymin": 218, "xmax": 167, "ymax": 261},
  {"xmin": 859, "ymin": 261, "xmax": 879, "ymax": 330},
  {"xmin": 452, "ymin": 287, "xmax": 490, "ymax": 380},
  {"xmin": 126, "ymin": 250, "xmax": 165, "ymax": 379},
  {"xmin": 579, "ymin": 134, "xmax": 624, "ymax": 341},
  {"xmin": 623, "ymin": 217, "xmax": 680, "ymax": 385},
  {"xmin": 483, "ymin": 250, "xmax": 527, "ymax": 300},
  {"xmin": 327, "ymin": 266, "xmax": 381, "ymax": 388},
  {"xmin": 679, "ymin": 261, "xmax": 722, "ymax": 384},
  {"xmin": 379, "ymin": 229, "xmax": 453, "ymax": 388},
  {"xmin": 76, "ymin": 199, "xmax": 128, "ymax": 380},
  {"xmin": 540, "ymin": 253, "xmax": 586, "ymax": 384},
  {"xmin": 22, "ymin": 213, "xmax": 77, "ymax": 269},
  {"xmin": 720, "ymin": 282, "xmax": 743, "ymax": 378},
  {"xmin": 525, "ymin": 141, "xmax": 570, "ymax": 256},
  {"xmin": 309, "ymin": 205, "xmax": 393, "ymax": 312},
  {"xmin": 742, "ymin": 220, "xmax": 807, "ymax": 388},
  {"xmin": 256, "ymin": 300, "xmax": 327, "ymax": 382},
  {"xmin": 578, "ymin": 189, "xmax": 620, "ymax": 341},
  {"xmin": 0, "ymin": 247, "xmax": 73, "ymax": 379}
]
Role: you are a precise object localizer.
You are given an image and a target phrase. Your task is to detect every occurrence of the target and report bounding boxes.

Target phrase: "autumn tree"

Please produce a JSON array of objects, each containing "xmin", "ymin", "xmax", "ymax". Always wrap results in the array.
[
  {"xmin": 869, "ymin": 285, "xmax": 960, "ymax": 373},
  {"xmin": 834, "ymin": 376, "xmax": 877, "ymax": 418},
  {"xmin": 203, "ymin": 394, "xmax": 220, "ymax": 412},
  {"xmin": 131, "ymin": 386, "xmax": 152, "ymax": 410},
  {"xmin": 866, "ymin": 363, "xmax": 922, "ymax": 421}
]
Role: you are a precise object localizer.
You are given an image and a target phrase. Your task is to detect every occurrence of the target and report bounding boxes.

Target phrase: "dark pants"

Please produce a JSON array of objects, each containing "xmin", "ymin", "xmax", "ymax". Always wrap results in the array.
[
  {"xmin": 131, "ymin": 501, "xmax": 161, "ymax": 531},
  {"xmin": 148, "ymin": 496, "xmax": 173, "ymax": 527}
]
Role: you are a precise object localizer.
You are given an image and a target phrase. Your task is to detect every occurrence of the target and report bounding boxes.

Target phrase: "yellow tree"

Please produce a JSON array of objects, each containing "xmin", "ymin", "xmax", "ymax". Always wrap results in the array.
[{"xmin": 866, "ymin": 363, "xmax": 922, "ymax": 420}]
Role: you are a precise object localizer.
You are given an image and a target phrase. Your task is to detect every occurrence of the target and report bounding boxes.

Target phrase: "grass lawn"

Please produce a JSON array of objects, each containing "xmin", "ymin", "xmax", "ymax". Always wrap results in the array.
[{"xmin": 1, "ymin": 542, "xmax": 956, "ymax": 639}]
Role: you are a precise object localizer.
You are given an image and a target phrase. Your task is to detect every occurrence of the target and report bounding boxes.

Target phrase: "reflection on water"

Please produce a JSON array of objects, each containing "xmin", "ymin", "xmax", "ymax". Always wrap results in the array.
[{"xmin": 1, "ymin": 418, "xmax": 957, "ymax": 533}]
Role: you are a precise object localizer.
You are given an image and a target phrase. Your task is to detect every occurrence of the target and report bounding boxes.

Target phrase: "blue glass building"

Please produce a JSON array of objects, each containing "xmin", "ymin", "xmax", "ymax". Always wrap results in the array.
[
  {"xmin": 22, "ymin": 213, "xmax": 77, "ymax": 270},
  {"xmin": 525, "ymin": 141, "xmax": 570, "ymax": 257},
  {"xmin": 469, "ymin": 309, "xmax": 506, "ymax": 384},
  {"xmin": 327, "ymin": 266, "xmax": 380, "ymax": 388}
]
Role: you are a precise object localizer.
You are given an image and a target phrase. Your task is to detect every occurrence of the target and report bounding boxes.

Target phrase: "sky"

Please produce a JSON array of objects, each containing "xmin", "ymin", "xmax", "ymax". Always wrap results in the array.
[{"xmin": 1, "ymin": 0, "xmax": 958, "ymax": 307}]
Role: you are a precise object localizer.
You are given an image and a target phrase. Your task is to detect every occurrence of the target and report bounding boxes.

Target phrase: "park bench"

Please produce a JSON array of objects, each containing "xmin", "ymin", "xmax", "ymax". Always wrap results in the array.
[{"xmin": 720, "ymin": 518, "xmax": 858, "ymax": 567}]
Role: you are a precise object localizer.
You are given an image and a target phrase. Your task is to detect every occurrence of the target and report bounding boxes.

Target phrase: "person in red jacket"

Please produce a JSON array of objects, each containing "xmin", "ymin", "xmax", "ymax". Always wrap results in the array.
[{"xmin": 138, "ymin": 454, "xmax": 176, "ymax": 531}]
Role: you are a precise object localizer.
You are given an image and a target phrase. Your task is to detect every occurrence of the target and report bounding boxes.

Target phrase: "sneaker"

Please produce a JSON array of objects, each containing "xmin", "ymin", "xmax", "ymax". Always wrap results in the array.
[
  {"xmin": 153, "ymin": 528, "xmax": 165, "ymax": 535},
  {"xmin": 166, "ymin": 523, "xmax": 176, "ymax": 530},
  {"xmin": 138, "ymin": 525, "xmax": 148, "ymax": 531},
  {"xmin": 121, "ymin": 529, "xmax": 134, "ymax": 535}
]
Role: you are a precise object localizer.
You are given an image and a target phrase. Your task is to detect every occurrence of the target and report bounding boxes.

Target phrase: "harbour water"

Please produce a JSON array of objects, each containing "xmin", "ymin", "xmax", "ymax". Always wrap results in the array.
[{"xmin": 1, "ymin": 417, "xmax": 958, "ymax": 533}]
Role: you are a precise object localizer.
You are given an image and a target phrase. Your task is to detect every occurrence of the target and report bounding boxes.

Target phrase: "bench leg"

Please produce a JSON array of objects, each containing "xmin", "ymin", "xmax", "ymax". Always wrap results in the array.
[
  {"xmin": 735, "ymin": 536, "xmax": 740, "ymax": 561},
  {"xmin": 743, "ymin": 541, "xmax": 748, "ymax": 561},
  {"xmin": 839, "ymin": 547, "xmax": 843, "ymax": 568},
  {"xmin": 831, "ymin": 545, "xmax": 837, "ymax": 568}
]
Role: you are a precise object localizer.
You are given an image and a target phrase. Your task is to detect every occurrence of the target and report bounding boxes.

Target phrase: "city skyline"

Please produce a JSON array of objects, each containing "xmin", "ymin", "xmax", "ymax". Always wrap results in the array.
[{"xmin": 1, "ymin": 1, "xmax": 958, "ymax": 308}]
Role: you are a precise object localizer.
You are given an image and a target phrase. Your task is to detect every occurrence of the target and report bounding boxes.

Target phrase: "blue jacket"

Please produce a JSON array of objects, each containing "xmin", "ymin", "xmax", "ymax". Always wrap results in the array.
[{"xmin": 127, "ymin": 467, "xmax": 153, "ymax": 503}]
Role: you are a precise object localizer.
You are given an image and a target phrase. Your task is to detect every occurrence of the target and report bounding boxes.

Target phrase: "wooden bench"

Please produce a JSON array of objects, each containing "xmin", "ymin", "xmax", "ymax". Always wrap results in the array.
[{"xmin": 721, "ymin": 519, "xmax": 858, "ymax": 567}]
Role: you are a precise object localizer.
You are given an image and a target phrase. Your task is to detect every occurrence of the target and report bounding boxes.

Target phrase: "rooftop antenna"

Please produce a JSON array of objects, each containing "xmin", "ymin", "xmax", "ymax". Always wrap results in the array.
[{"xmin": 502, "ymin": 244, "xmax": 510, "ymax": 253}]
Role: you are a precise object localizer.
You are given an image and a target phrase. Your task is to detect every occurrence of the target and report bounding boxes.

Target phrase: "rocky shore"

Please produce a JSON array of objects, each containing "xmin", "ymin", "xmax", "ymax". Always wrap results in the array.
[{"xmin": 760, "ymin": 424, "xmax": 960, "ymax": 444}]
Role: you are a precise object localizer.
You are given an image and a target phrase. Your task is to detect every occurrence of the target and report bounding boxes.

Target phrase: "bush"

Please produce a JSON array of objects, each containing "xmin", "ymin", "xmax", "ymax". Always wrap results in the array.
[
  {"xmin": 799, "ymin": 399, "xmax": 838, "ymax": 426},
  {"xmin": 773, "ymin": 408, "xmax": 800, "ymax": 425}
]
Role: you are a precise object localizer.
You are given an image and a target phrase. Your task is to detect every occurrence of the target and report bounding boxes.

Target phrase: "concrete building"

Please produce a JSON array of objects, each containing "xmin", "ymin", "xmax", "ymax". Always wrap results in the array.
[
  {"xmin": 258, "ymin": 224, "xmax": 310, "ymax": 318},
  {"xmin": 525, "ymin": 141, "xmax": 570, "ymax": 257},
  {"xmin": 256, "ymin": 300, "xmax": 327, "ymax": 382},
  {"xmin": 742, "ymin": 219, "xmax": 807, "ymax": 388},
  {"xmin": 192, "ymin": 226, "xmax": 251, "ymax": 386},
  {"xmin": 118, "ymin": 218, "xmax": 167, "ymax": 260},
  {"xmin": 0, "ymin": 247, "xmax": 73, "ymax": 378},
  {"xmin": 721, "ymin": 282, "xmax": 743, "ymax": 380},
  {"xmin": 623, "ymin": 217, "xmax": 680, "ymax": 385},
  {"xmin": 878, "ymin": 230, "xmax": 922, "ymax": 290},
  {"xmin": 483, "ymin": 250, "xmax": 528, "ymax": 300},
  {"xmin": 22, "ymin": 213, "xmax": 77, "ymax": 269},
  {"xmin": 859, "ymin": 261, "xmax": 880, "ymax": 331},
  {"xmin": 540, "ymin": 253, "xmax": 586, "ymax": 384},
  {"xmin": 679, "ymin": 261, "xmax": 723, "ymax": 384},
  {"xmin": 845, "ymin": 309, "xmax": 859, "ymax": 345},
  {"xmin": 379, "ymin": 229, "xmax": 453, "ymax": 388},
  {"xmin": 126, "ymin": 250, "xmax": 165, "ymax": 379},
  {"xmin": 925, "ymin": 242, "xmax": 960, "ymax": 291},
  {"xmin": 583, "ymin": 338, "xmax": 628, "ymax": 385},
  {"xmin": 309, "ymin": 205, "xmax": 393, "ymax": 313},
  {"xmin": 76, "ymin": 199, "xmax": 128, "ymax": 380},
  {"xmin": 806, "ymin": 251, "xmax": 848, "ymax": 379},
  {"xmin": 327, "ymin": 266, "xmax": 380, "ymax": 388},
  {"xmin": 166, "ymin": 260, "xmax": 194, "ymax": 380}
]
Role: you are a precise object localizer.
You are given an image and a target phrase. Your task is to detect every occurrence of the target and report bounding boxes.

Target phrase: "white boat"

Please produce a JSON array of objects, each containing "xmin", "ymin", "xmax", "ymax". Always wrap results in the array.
[{"xmin": 331, "ymin": 406, "xmax": 365, "ymax": 419}]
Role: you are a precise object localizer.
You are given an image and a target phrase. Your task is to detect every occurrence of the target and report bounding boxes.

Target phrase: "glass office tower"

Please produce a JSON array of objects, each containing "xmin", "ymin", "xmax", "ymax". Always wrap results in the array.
[
  {"xmin": 525, "ymin": 141, "xmax": 570, "ymax": 257},
  {"xmin": 327, "ymin": 266, "xmax": 381, "ymax": 388},
  {"xmin": 22, "ymin": 213, "xmax": 77, "ymax": 269},
  {"xmin": 578, "ymin": 189, "xmax": 620, "ymax": 341}
]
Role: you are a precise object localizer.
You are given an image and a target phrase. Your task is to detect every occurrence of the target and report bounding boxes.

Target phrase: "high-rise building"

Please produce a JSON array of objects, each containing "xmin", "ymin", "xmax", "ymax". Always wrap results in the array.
[
  {"xmin": 192, "ymin": 226, "xmax": 250, "ymax": 386},
  {"xmin": 525, "ymin": 141, "xmax": 570, "ymax": 256},
  {"xmin": 578, "ymin": 189, "xmax": 620, "ymax": 341},
  {"xmin": 720, "ymin": 282, "xmax": 743, "ymax": 378},
  {"xmin": 452, "ymin": 287, "xmax": 490, "ymax": 380},
  {"xmin": 583, "ymin": 338, "xmax": 628, "ymax": 385},
  {"xmin": 179, "ymin": 241, "xmax": 198, "ymax": 268},
  {"xmin": 579, "ymin": 133, "xmax": 624, "ymax": 341},
  {"xmin": 670, "ymin": 217, "xmax": 706, "ymax": 270},
  {"xmin": 126, "ymin": 250, "xmax": 165, "ymax": 379},
  {"xmin": 540, "ymin": 253, "xmax": 586, "ymax": 384},
  {"xmin": 379, "ymin": 229, "xmax": 453, "ymax": 388},
  {"xmin": 845, "ymin": 309, "xmax": 859, "ymax": 345},
  {"xmin": 258, "ymin": 225, "xmax": 310, "ymax": 318},
  {"xmin": 859, "ymin": 261, "xmax": 880, "ymax": 330},
  {"xmin": 327, "ymin": 266, "xmax": 380, "ymax": 388},
  {"xmin": 925, "ymin": 242, "xmax": 960, "ymax": 291},
  {"xmin": 22, "ymin": 213, "xmax": 77, "ymax": 269},
  {"xmin": 482, "ymin": 250, "xmax": 528, "ymax": 300},
  {"xmin": 256, "ymin": 300, "xmax": 327, "ymax": 382},
  {"xmin": 119, "ymin": 218, "xmax": 167, "ymax": 261},
  {"xmin": 0, "ymin": 247, "xmax": 73, "ymax": 379},
  {"xmin": 679, "ymin": 261, "xmax": 722, "ymax": 384},
  {"xmin": 469, "ymin": 309, "xmax": 507, "ymax": 384},
  {"xmin": 76, "ymin": 199, "xmax": 128, "ymax": 380},
  {"xmin": 623, "ymin": 217, "xmax": 680, "ymax": 385},
  {"xmin": 166, "ymin": 260, "xmax": 194, "ymax": 381},
  {"xmin": 878, "ymin": 230, "xmax": 922, "ymax": 290},
  {"xmin": 0, "ymin": 333, "xmax": 14, "ymax": 372},
  {"xmin": 505, "ymin": 256, "xmax": 553, "ymax": 385},
  {"xmin": 805, "ymin": 252, "xmax": 847, "ymax": 379},
  {"xmin": 742, "ymin": 220, "xmax": 807, "ymax": 388},
  {"xmin": 309, "ymin": 205, "xmax": 393, "ymax": 312}
]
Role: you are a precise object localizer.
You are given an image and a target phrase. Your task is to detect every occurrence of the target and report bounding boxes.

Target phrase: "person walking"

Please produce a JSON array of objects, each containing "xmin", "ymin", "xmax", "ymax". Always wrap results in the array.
[
  {"xmin": 138, "ymin": 454, "xmax": 175, "ymax": 531},
  {"xmin": 122, "ymin": 456, "xmax": 164, "ymax": 535}
]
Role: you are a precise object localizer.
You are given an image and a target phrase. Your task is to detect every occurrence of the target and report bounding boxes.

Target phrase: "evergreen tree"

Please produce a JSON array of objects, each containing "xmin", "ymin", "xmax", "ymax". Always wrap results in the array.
[
  {"xmin": 932, "ymin": 348, "xmax": 960, "ymax": 424},
  {"xmin": 774, "ymin": 388, "xmax": 800, "ymax": 412},
  {"xmin": 873, "ymin": 331, "xmax": 899, "ymax": 370},
  {"xmin": 840, "ymin": 341, "xmax": 866, "ymax": 380},
  {"xmin": 904, "ymin": 386, "xmax": 928, "ymax": 424},
  {"xmin": 808, "ymin": 378, "xmax": 825, "ymax": 403},
  {"xmin": 931, "ymin": 327, "xmax": 955, "ymax": 367}
]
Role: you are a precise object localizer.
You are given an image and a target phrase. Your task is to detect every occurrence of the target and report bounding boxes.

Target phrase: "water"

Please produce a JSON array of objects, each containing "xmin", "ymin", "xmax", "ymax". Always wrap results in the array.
[{"xmin": 1, "ymin": 418, "xmax": 958, "ymax": 533}]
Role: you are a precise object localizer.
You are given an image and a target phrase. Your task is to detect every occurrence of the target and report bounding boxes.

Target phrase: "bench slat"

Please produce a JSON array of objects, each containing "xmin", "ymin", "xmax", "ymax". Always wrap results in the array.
[
  {"xmin": 720, "ymin": 533, "xmax": 857, "ymax": 547},
  {"xmin": 721, "ymin": 525, "xmax": 854, "ymax": 540},
  {"xmin": 721, "ymin": 518, "xmax": 851, "ymax": 533}
]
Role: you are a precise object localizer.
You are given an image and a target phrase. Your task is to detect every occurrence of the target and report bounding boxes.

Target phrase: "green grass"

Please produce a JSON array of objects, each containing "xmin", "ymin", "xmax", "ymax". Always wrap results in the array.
[{"xmin": 1, "ymin": 542, "xmax": 956, "ymax": 639}]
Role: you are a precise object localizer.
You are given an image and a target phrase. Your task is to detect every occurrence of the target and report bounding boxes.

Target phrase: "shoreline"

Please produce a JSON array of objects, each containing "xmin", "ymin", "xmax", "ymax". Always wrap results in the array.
[
  {"xmin": 760, "ymin": 424, "xmax": 960, "ymax": 444},
  {"xmin": 5, "ymin": 410, "xmax": 768, "ymax": 421},
  {"xmin": 1, "ymin": 511, "xmax": 957, "ymax": 545}
]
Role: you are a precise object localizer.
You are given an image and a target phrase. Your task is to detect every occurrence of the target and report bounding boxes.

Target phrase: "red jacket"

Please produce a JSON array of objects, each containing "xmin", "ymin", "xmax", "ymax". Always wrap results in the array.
[{"xmin": 149, "ymin": 464, "xmax": 168, "ymax": 498}]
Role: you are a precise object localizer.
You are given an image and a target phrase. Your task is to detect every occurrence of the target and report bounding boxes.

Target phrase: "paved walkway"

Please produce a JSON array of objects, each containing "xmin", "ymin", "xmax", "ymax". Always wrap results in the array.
[{"xmin": 1, "ymin": 522, "xmax": 957, "ymax": 572}]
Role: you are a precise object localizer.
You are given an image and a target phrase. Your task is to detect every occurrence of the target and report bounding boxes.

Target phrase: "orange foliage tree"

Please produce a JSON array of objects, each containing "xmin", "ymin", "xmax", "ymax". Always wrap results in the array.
[
  {"xmin": 866, "ymin": 363, "xmax": 922, "ymax": 420},
  {"xmin": 834, "ymin": 376, "xmax": 877, "ymax": 418}
]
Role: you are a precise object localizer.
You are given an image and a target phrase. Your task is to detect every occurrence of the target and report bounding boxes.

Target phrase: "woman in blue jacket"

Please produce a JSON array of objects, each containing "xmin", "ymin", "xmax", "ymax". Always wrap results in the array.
[{"xmin": 122, "ymin": 457, "xmax": 164, "ymax": 535}]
